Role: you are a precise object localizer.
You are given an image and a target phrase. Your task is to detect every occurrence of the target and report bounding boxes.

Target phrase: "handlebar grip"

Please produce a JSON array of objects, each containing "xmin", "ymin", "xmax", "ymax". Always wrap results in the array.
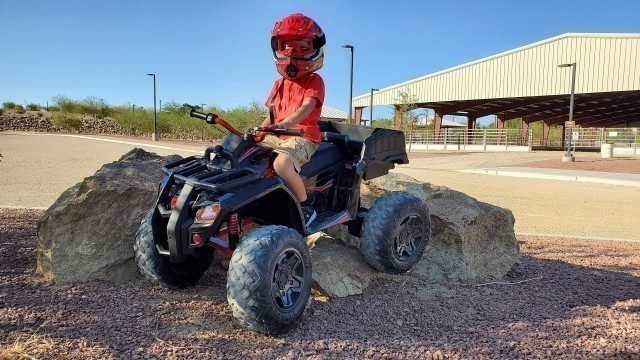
[
  {"xmin": 279, "ymin": 129, "xmax": 304, "ymax": 136},
  {"xmin": 254, "ymin": 127, "xmax": 304, "ymax": 137},
  {"xmin": 189, "ymin": 109, "xmax": 208, "ymax": 120}
]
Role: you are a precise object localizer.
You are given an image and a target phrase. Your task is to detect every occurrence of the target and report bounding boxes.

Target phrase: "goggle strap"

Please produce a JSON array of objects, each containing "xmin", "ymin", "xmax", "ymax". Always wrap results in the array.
[{"xmin": 312, "ymin": 34, "xmax": 326, "ymax": 49}]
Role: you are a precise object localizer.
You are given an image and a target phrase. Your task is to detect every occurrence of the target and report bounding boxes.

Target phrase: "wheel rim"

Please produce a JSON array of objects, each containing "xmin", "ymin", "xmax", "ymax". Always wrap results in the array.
[
  {"xmin": 271, "ymin": 248, "xmax": 306, "ymax": 310},
  {"xmin": 393, "ymin": 214, "xmax": 425, "ymax": 260}
]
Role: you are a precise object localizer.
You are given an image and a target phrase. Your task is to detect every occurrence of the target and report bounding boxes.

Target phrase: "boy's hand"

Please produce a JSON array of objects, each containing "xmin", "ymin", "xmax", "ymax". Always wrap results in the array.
[{"xmin": 268, "ymin": 123, "xmax": 286, "ymax": 130}]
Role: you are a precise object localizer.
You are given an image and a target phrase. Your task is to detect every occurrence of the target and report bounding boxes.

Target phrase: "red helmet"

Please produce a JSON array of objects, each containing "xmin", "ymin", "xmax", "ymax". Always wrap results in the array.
[{"xmin": 271, "ymin": 13, "xmax": 326, "ymax": 80}]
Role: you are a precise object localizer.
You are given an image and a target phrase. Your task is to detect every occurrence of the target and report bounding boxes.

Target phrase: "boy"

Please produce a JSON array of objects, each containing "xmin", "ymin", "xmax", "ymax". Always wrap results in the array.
[{"xmin": 259, "ymin": 13, "xmax": 326, "ymax": 226}]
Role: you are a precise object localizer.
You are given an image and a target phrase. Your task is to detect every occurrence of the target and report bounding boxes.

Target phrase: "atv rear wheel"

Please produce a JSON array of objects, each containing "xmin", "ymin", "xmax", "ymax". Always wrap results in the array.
[
  {"xmin": 227, "ymin": 225, "xmax": 311, "ymax": 335},
  {"xmin": 134, "ymin": 209, "xmax": 214, "ymax": 289},
  {"xmin": 360, "ymin": 191, "xmax": 431, "ymax": 274}
]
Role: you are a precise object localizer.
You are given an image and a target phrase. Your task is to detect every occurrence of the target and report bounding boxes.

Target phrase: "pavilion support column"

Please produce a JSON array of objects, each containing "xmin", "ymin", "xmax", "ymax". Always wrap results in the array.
[
  {"xmin": 465, "ymin": 115, "xmax": 476, "ymax": 145},
  {"xmin": 542, "ymin": 119, "xmax": 551, "ymax": 147},
  {"xmin": 354, "ymin": 107, "xmax": 363, "ymax": 126},
  {"xmin": 520, "ymin": 118, "xmax": 530, "ymax": 145},
  {"xmin": 466, "ymin": 115, "xmax": 476, "ymax": 130},
  {"xmin": 393, "ymin": 105, "xmax": 403, "ymax": 130},
  {"xmin": 496, "ymin": 115, "xmax": 505, "ymax": 145},
  {"xmin": 433, "ymin": 108, "xmax": 443, "ymax": 143}
]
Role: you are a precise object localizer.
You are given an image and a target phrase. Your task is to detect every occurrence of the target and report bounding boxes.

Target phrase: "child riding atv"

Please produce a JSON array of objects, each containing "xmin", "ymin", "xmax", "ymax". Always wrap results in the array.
[{"xmin": 259, "ymin": 13, "xmax": 328, "ymax": 227}]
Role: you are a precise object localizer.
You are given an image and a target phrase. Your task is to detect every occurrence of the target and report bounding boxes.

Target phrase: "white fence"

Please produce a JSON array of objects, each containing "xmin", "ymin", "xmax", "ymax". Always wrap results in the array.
[
  {"xmin": 405, "ymin": 127, "xmax": 640, "ymax": 154},
  {"xmin": 406, "ymin": 128, "xmax": 531, "ymax": 151}
]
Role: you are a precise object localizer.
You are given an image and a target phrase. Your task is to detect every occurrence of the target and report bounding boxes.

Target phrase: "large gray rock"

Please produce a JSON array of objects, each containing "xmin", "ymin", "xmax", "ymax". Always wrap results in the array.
[
  {"xmin": 325, "ymin": 172, "xmax": 520, "ymax": 283},
  {"xmin": 306, "ymin": 233, "xmax": 379, "ymax": 298},
  {"xmin": 36, "ymin": 151, "xmax": 519, "ymax": 296},
  {"xmin": 36, "ymin": 148, "xmax": 180, "ymax": 283}
]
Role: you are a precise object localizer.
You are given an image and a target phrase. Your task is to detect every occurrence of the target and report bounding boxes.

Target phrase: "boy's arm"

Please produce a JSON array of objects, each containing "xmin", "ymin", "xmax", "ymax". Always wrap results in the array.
[
  {"xmin": 260, "ymin": 116, "xmax": 270, "ymax": 128},
  {"xmin": 273, "ymin": 97, "xmax": 318, "ymax": 129}
]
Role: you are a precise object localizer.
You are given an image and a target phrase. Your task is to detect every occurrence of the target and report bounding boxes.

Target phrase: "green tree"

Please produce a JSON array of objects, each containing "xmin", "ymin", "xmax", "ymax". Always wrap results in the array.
[
  {"xmin": 395, "ymin": 91, "xmax": 420, "ymax": 152},
  {"xmin": 2, "ymin": 102, "xmax": 16, "ymax": 110}
]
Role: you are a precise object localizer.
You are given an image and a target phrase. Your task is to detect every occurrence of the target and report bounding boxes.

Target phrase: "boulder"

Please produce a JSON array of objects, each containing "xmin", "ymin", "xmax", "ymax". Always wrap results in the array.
[
  {"xmin": 306, "ymin": 233, "xmax": 379, "ymax": 298},
  {"xmin": 36, "ymin": 151, "xmax": 519, "ymax": 295},
  {"xmin": 36, "ymin": 148, "xmax": 180, "ymax": 283},
  {"xmin": 325, "ymin": 172, "xmax": 520, "ymax": 283}
]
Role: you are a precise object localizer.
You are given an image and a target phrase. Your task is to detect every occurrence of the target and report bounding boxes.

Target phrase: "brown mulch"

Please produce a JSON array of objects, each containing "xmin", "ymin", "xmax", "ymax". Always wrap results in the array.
[
  {"xmin": 1, "ymin": 209, "xmax": 639, "ymax": 359},
  {"xmin": 512, "ymin": 157, "xmax": 640, "ymax": 174}
]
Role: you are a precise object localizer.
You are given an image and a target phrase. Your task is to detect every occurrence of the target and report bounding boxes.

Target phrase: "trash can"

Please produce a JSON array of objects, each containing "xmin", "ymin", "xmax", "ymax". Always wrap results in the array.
[{"xmin": 601, "ymin": 143, "xmax": 614, "ymax": 158}]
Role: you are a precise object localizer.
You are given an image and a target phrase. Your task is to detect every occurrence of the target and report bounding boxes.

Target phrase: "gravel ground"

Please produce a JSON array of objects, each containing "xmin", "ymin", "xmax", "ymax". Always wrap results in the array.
[
  {"xmin": 1, "ymin": 209, "xmax": 639, "ymax": 359},
  {"xmin": 1, "ymin": 132, "xmax": 639, "ymax": 358}
]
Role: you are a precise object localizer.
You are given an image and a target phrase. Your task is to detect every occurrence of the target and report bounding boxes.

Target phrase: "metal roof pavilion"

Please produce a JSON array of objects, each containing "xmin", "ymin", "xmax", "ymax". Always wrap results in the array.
[{"xmin": 352, "ymin": 33, "xmax": 640, "ymax": 133}]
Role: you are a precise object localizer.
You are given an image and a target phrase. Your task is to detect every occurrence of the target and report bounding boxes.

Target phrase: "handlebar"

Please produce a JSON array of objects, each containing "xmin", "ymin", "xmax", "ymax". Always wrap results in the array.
[
  {"xmin": 189, "ymin": 109, "xmax": 305, "ymax": 142},
  {"xmin": 189, "ymin": 109, "xmax": 243, "ymax": 137},
  {"xmin": 253, "ymin": 127, "xmax": 303, "ymax": 137}
]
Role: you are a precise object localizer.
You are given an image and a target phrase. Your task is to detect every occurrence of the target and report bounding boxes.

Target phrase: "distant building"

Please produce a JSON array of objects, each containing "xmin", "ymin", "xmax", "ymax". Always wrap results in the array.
[
  {"xmin": 417, "ymin": 114, "xmax": 465, "ymax": 128},
  {"xmin": 352, "ymin": 33, "xmax": 640, "ymax": 141},
  {"xmin": 320, "ymin": 106, "xmax": 348, "ymax": 121}
]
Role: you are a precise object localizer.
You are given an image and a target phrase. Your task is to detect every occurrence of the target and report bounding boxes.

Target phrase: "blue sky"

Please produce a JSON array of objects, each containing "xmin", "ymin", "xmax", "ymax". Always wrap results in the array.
[{"xmin": 1, "ymin": 0, "xmax": 639, "ymax": 125}]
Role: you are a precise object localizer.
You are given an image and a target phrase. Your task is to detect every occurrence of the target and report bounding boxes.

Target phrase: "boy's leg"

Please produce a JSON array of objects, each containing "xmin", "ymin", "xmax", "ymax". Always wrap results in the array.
[
  {"xmin": 272, "ymin": 155, "xmax": 307, "ymax": 202},
  {"xmin": 271, "ymin": 137, "xmax": 320, "ymax": 225}
]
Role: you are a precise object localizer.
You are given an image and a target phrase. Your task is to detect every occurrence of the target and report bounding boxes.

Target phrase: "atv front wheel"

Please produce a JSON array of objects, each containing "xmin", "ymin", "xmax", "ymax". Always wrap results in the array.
[
  {"xmin": 227, "ymin": 225, "xmax": 312, "ymax": 335},
  {"xmin": 134, "ymin": 210, "xmax": 214, "ymax": 289},
  {"xmin": 360, "ymin": 191, "xmax": 431, "ymax": 274}
]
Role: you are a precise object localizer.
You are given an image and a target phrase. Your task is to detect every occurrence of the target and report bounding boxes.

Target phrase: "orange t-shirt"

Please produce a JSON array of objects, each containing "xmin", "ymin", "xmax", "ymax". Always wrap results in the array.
[{"xmin": 264, "ymin": 73, "xmax": 325, "ymax": 143}]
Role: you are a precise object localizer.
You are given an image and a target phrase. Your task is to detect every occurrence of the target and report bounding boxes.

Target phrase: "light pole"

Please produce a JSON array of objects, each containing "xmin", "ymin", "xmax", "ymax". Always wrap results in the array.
[
  {"xmin": 342, "ymin": 45, "xmax": 354, "ymax": 124},
  {"xmin": 558, "ymin": 63, "xmax": 576, "ymax": 162},
  {"xmin": 201, "ymin": 103, "xmax": 206, "ymax": 111},
  {"xmin": 146, "ymin": 73, "xmax": 158, "ymax": 141},
  {"xmin": 159, "ymin": 100, "xmax": 162, "ymax": 112},
  {"xmin": 369, "ymin": 88, "xmax": 379, "ymax": 127}
]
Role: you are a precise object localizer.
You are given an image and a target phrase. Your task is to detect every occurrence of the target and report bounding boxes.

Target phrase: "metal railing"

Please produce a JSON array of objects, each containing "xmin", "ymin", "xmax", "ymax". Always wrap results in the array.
[
  {"xmin": 533, "ymin": 127, "xmax": 640, "ymax": 150},
  {"xmin": 405, "ymin": 128, "xmax": 531, "ymax": 151},
  {"xmin": 405, "ymin": 127, "xmax": 639, "ymax": 153}
]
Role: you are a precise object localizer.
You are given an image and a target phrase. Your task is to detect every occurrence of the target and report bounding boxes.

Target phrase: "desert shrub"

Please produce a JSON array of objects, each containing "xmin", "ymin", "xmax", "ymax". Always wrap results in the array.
[
  {"xmin": 52, "ymin": 112, "xmax": 83, "ymax": 130},
  {"xmin": 27, "ymin": 103, "xmax": 41, "ymax": 111},
  {"xmin": 53, "ymin": 96, "xmax": 112, "ymax": 118},
  {"xmin": 54, "ymin": 96, "xmax": 80, "ymax": 113},
  {"xmin": 372, "ymin": 119, "xmax": 394, "ymax": 129},
  {"xmin": 0, "ymin": 109, "xmax": 3, "ymax": 116},
  {"xmin": 2, "ymin": 102, "xmax": 16, "ymax": 110},
  {"xmin": 14, "ymin": 105, "xmax": 25, "ymax": 114},
  {"xmin": 223, "ymin": 101, "xmax": 267, "ymax": 131},
  {"xmin": 48, "ymin": 105, "xmax": 60, "ymax": 112},
  {"xmin": 111, "ymin": 109, "xmax": 150, "ymax": 134}
]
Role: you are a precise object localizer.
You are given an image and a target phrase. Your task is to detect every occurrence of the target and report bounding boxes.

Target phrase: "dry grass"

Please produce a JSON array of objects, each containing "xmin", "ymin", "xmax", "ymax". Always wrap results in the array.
[{"xmin": 0, "ymin": 331, "xmax": 54, "ymax": 359}]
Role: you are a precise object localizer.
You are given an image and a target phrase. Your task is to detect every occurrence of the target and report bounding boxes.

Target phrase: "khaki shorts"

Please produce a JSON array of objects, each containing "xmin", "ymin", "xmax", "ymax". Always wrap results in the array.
[{"xmin": 259, "ymin": 135, "xmax": 320, "ymax": 172}]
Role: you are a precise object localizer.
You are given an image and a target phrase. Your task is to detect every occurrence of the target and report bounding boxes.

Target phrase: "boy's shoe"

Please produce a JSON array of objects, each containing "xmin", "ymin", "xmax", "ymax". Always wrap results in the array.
[{"xmin": 302, "ymin": 204, "xmax": 317, "ymax": 227}]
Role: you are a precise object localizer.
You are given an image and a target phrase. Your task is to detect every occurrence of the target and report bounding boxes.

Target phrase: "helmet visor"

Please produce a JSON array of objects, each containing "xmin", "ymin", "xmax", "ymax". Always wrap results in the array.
[{"xmin": 276, "ymin": 39, "xmax": 315, "ymax": 58}]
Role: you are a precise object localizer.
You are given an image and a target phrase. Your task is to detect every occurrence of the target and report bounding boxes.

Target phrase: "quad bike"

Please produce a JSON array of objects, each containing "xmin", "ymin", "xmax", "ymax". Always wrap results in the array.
[{"xmin": 134, "ymin": 109, "xmax": 431, "ymax": 334}]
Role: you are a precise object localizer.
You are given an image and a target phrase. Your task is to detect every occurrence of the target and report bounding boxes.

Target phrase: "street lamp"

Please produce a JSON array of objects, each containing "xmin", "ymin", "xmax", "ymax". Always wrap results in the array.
[
  {"xmin": 201, "ymin": 103, "xmax": 206, "ymax": 111},
  {"xmin": 342, "ymin": 44, "xmax": 354, "ymax": 124},
  {"xmin": 146, "ymin": 73, "xmax": 158, "ymax": 141},
  {"xmin": 558, "ymin": 63, "xmax": 577, "ymax": 162},
  {"xmin": 369, "ymin": 88, "xmax": 379, "ymax": 127}
]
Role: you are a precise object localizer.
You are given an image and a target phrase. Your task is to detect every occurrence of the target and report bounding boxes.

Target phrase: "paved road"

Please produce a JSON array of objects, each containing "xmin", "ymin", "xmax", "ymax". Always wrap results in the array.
[{"xmin": 1, "ymin": 131, "xmax": 639, "ymax": 240}]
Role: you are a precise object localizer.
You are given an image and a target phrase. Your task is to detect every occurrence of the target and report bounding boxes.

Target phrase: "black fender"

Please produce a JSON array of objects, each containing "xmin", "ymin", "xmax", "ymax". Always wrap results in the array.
[{"xmin": 222, "ymin": 177, "xmax": 305, "ymax": 234}]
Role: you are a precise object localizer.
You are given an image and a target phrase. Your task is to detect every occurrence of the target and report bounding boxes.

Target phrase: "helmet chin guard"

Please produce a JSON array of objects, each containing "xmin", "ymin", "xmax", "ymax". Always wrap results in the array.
[{"xmin": 271, "ymin": 13, "xmax": 325, "ymax": 80}]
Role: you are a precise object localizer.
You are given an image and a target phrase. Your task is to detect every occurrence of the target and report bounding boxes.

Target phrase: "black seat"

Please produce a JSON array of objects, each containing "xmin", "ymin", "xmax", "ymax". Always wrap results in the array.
[{"xmin": 299, "ymin": 142, "xmax": 344, "ymax": 177}]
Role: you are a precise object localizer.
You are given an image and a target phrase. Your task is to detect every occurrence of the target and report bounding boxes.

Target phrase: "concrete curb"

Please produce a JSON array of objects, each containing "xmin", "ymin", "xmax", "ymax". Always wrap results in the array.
[
  {"xmin": 31, "ymin": 133, "xmax": 202, "ymax": 154},
  {"xmin": 460, "ymin": 167, "xmax": 640, "ymax": 187}
]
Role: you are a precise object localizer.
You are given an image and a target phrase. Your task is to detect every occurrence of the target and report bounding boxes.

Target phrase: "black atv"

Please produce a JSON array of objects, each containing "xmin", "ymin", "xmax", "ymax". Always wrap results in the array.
[{"xmin": 134, "ymin": 109, "xmax": 431, "ymax": 334}]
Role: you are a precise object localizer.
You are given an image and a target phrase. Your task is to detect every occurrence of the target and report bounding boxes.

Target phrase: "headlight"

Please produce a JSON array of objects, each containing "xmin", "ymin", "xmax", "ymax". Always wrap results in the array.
[{"xmin": 195, "ymin": 203, "xmax": 221, "ymax": 224}]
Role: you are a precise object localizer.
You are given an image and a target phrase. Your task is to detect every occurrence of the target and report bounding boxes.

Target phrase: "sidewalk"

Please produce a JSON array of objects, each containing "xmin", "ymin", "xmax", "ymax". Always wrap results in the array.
[{"xmin": 459, "ymin": 167, "xmax": 640, "ymax": 187}]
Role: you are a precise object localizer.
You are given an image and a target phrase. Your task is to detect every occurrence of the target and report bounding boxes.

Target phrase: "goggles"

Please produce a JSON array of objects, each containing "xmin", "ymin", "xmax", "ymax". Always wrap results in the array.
[{"xmin": 275, "ymin": 39, "xmax": 315, "ymax": 58}]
